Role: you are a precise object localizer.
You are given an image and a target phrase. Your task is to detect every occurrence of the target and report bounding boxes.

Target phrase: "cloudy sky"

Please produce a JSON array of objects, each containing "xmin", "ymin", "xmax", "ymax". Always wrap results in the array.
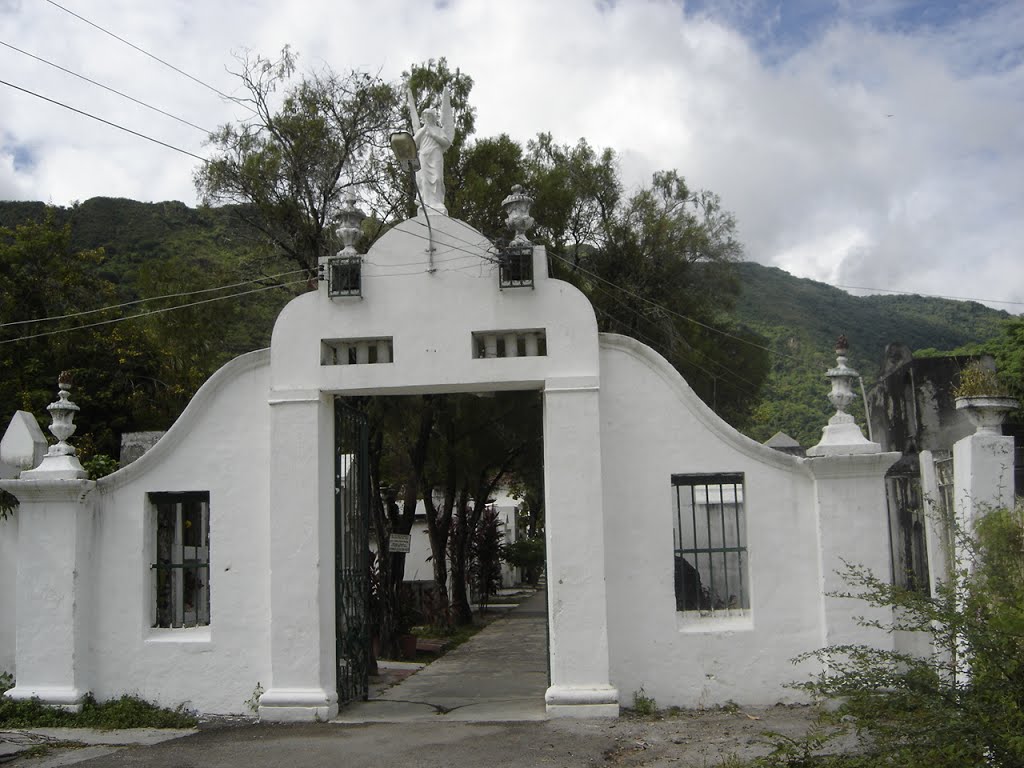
[{"xmin": 1, "ymin": 0, "xmax": 1021, "ymax": 311}]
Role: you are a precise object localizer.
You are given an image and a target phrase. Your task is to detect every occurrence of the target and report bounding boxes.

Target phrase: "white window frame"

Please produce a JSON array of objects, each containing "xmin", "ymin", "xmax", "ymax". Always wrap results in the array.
[
  {"xmin": 672, "ymin": 473, "xmax": 749, "ymax": 619},
  {"xmin": 150, "ymin": 491, "xmax": 210, "ymax": 629}
]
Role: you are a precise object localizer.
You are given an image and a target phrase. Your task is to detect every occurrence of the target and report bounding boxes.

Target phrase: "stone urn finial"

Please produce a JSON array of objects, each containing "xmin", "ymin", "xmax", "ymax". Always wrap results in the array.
[
  {"xmin": 502, "ymin": 185, "xmax": 535, "ymax": 246},
  {"xmin": 47, "ymin": 371, "xmax": 81, "ymax": 457},
  {"xmin": 335, "ymin": 195, "xmax": 366, "ymax": 256},
  {"xmin": 14, "ymin": 370, "xmax": 90, "ymax": 479},
  {"xmin": 806, "ymin": 336, "xmax": 880, "ymax": 456},
  {"xmin": 825, "ymin": 339, "xmax": 857, "ymax": 419}
]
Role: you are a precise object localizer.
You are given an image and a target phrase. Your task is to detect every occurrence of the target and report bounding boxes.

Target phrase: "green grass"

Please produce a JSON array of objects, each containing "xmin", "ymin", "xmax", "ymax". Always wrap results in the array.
[
  {"xmin": 0, "ymin": 674, "xmax": 197, "ymax": 730},
  {"xmin": 631, "ymin": 687, "xmax": 658, "ymax": 716}
]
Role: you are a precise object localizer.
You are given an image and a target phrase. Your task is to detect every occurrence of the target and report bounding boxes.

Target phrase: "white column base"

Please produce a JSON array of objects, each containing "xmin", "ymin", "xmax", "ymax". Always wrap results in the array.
[
  {"xmin": 258, "ymin": 688, "xmax": 338, "ymax": 722},
  {"xmin": 545, "ymin": 685, "xmax": 619, "ymax": 718},
  {"xmin": 4, "ymin": 685, "xmax": 84, "ymax": 712}
]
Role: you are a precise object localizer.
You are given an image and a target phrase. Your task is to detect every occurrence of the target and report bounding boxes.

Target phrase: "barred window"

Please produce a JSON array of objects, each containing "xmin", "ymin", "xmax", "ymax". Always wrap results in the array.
[
  {"xmin": 151, "ymin": 492, "xmax": 210, "ymax": 628},
  {"xmin": 672, "ymin": 473, "xmax": 748, "ymax": 614}
]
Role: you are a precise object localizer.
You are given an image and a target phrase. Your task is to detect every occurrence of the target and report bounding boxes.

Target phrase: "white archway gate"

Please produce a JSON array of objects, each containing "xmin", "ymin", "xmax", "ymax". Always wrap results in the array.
[{"xmin": 258, "ymin": 215, "xmax": 618, "ymax": 721}]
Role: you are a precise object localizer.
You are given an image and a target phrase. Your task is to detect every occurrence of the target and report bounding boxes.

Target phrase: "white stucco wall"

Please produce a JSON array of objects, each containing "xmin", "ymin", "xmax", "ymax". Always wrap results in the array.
[
  {"xmin": 83, "ymin": 349, "xmax": 273, "ymax": 714},
  {"xmin": 0, "ymin": 510, "xmax": 16, "ymax": 676},
  {"xmin": 599, "ymin": 334, "xmax": 822, "ymax": 708}
]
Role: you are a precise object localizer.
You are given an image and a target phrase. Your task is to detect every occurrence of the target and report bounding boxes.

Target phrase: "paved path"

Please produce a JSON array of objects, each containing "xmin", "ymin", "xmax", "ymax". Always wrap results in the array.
[{"xmin": 336, "ymin": 589, "xmax": 549, "ymax": 723}]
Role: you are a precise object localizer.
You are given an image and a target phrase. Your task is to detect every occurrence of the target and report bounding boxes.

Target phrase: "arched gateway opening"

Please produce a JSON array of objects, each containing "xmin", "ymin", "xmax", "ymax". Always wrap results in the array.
[{"xmin": 258, "ymin": 213, "xmax": 619, "ymax": 721}]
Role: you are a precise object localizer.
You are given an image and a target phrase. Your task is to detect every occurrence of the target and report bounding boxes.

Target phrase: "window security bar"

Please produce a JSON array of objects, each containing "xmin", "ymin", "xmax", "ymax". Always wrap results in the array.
[{"xmin": 672, "ymin": 472, "xmax": 748, "ymax": 615}]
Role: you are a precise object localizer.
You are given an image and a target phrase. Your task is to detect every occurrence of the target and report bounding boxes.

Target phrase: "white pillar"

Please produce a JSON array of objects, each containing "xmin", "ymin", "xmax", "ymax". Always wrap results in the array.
[
  {"xmin": 952, "ymin": 430, "xmax": 1015, "ymax": 566},
  {"xmin": 504, "ymin": 333, "xmax": 519, "ymax": 358},
  {"xmin": 918, "ymin": 450, "xmax": 951, "ymax": 592},
  {"xmin": 355, "ymin": 342, "xmax": 369, "ymax": 365},
  {"xmin": 260, "ymin": 392, "xmax": 337, "ymax": 722},
  {"xmin": 376, "ymin": 340, "xmax": 391, "ymax": 364},
  {"xmin": 806, "ymin": 452, "xmax": 900, "ymax": 649},
  {"xmin": 0, "ymin": 478, "xmax": 95, "ymax": 711},
  {"xmin": 524, "ymin": 333, "xmax": 539, "ymax": 357},
  {"xmin": 335, "ymin": 343, "xmax": 350, "ymax": 365},
  {"xmin": 543, "ymin": 376, "xmax": 618, "ymax": 717},
  {"xmin": 484, "ymin": 334, "xmax": 498, "ymax": 359}
]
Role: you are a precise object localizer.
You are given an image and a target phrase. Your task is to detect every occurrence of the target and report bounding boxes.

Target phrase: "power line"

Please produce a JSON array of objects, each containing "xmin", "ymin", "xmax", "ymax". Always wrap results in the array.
[
  {"xmin": 834, "ymin": 283, "xmax": 1024, "ymax": 308},
  {"xmin": 547, "ymin": 250, "xmax": 800, "ymax": 362},
  {"xmin": 0, "ymin": 269, "xmax": 306, "ymax": 329},
  {"xmin": 0, "ymin": 279, "xmax": 307, "ymax": 346},
  {"xmin": 0, "ymin": 78, "xmax": 208, "ymax": 162},
  {"xmin": 43, "ymin": 0, "xmax": 256, "ymax": 115},
  {"xmin": 0, "ymin": 39, "xmax": 211, "ymax": 134},
  {"xmin": 587, "ymin": 280, "xmax": 767, "ymax": 396}
]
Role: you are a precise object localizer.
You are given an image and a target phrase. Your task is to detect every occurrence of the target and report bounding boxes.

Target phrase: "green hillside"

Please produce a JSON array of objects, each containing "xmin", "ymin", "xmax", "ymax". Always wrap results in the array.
[
  {"xmin": 733, "ymin": 262, "xmax": 1012, "ymax": 445},
  {"xmin": 0, "ymin": 198, "xmax": 1012, "ymax": 452}
]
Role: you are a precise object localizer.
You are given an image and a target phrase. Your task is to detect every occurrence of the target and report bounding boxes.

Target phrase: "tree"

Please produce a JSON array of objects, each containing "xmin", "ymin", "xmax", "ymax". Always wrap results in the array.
[
  {"xmin": 522, "ymin": 139, "xmax": 770, "ymax": 429},
  {"xmin": 196, "ymin": 47, "xmax": 401, "ymax": 272},
  {"xmin": 0, "ymin": 216, "xmax": 160, "ymax": 457}
]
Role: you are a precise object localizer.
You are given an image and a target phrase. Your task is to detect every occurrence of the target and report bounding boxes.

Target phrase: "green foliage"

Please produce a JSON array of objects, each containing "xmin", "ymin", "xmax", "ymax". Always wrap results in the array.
[
  {"xmin": 501, "ymin": 537, "xmax": 546, "ymax": 586},
  {"xmin": 952, "ymin": 360, "xmax": 1013, "ymax": 398},
  {"xmin": 0, "ymin": 685, "xmax": 197, "ymax": 729},
  {"xmin": 469, "ymin": 507, "xmax": 504, "ymax": 607},
  {"xmin": 631, "ymin": 687, "xmax": 658, "ymax": 716},
  {"xmin": 245, "ymin": 682, "xmax": 264, "ymax": 715},
  {"xmin": 82, "ymin": 453, "xmax": 119, "ymax": 480},
  {"xmin": 197, "ymin": 47, "xmax": 401, "ymax": 269},
  {"xmin": 501, "ymin": 537, "xmax": 546, "ymax": 570},
  {"xmin": 0, "ymin": 489, "xmax": 16, "ymax": 520},
  {"xmin": 759, "ymin": 504, "xmax": 1024, "ymax": 767}
]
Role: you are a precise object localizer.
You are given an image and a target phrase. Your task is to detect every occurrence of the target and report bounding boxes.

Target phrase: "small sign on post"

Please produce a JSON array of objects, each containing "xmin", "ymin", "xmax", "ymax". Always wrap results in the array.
[{"xmin": 388, "ymin": 533, "xmax": 411, "ymax": 553}]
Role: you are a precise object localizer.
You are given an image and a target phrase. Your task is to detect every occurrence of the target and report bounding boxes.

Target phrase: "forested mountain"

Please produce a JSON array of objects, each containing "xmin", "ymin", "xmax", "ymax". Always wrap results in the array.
[
  {"xmin": 732, "ymin": 261, "xmax": 1013, "ymax": 445},
  {"xmin": 0, "ymin": 198, "xmax": 1013, "ymax": 452}
]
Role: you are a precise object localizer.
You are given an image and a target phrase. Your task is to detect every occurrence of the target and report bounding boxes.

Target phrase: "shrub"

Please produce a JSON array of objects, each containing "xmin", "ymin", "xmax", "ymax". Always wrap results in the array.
[
  {"xmin": 0, "ymin": 684, "xmax": 197, "ymax": 730},
  {"xmin": 631, "ymin": 687, "xmax": 658, "ymax": 716},
  {"xmin": 762, "ymin": 503, "xmax": 1024, "ymax": 767},
  {"xmin": 953, "ymin": 361, "xmax": 1012, "ymax": 398},
  {"xmin": 501, "ymin": 537, "xmax": 545, "ymax": 585}
]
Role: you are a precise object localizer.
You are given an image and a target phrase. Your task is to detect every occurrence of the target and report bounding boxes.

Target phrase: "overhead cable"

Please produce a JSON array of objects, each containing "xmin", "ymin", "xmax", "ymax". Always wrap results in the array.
[
  {"xmin": 0, "ymin": 279, "xmax": 307, "ymax": 346},
  {"xmin": 0, "ymin": 39, "xmax": 211, "ymax": 134},
  {"xmin": 0, "ymin": 269, "xmax": 306, "ymax": 329},
  {"xmin": 0, "ymin": 78, "xmax": 207, "ymax": 162},
  {"xmin": 43, "ymin": 0, "xmax": 256, "ymax": 115}
]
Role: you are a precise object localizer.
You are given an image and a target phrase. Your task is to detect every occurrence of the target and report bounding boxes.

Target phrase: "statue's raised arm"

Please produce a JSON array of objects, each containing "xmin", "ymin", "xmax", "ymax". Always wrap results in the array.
[
  {"xmin": 406, "ymin": 85, "xmax": 420, "ymax": 130},
  {"xmin": 441, "ymin": 88, "xmax": 455, "ymax": 144}
]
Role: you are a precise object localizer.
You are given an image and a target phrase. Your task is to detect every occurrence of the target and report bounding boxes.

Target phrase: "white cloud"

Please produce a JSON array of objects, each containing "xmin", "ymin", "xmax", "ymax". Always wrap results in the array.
[{"xmin": 0, "ymin": 0, "xmax": 1020, "ymax": 310}]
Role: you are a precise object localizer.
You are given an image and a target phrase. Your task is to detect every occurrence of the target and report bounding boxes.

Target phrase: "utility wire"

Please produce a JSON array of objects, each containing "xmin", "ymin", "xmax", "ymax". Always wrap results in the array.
[
  {"xmin": 547, "ymin": 250, "xmax": 800, "ymax": 362},
  {"xmin": 835, "ymin": 284, "xmax": 1024, "ymax": 308},
  {"xmin": 587, "ymin": 279, "xmax": 767, "ymax": 396},
  {"xmin": 0, "ymin": 78, "xmax": 208, "ymax": 162},
  {"xmin": 0, "ymin": 269, "xmax": 306, "ymax": 329},
  {"xmin": 0, "ymin": 279, "xmax": 307, "ymax": 346},
  {"xmin": 0, "ymin": 40, "xmax": 211, "ymax": 134},
  {"xmin": 43, "ymin": 0, "xmax": 256, "ymax": 115}
]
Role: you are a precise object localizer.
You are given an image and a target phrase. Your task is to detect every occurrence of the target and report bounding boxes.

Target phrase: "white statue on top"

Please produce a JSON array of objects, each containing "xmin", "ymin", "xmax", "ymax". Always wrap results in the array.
[{"xmin": 406, "ymin": 86, "xmax": 455, "ymax": 216}]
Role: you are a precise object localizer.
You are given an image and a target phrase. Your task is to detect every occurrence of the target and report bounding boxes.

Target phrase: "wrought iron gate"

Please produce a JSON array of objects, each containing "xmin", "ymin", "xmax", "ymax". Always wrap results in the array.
[{"xmin": 335, "ymin": 398, "xmax": 370, "ymax": 705}]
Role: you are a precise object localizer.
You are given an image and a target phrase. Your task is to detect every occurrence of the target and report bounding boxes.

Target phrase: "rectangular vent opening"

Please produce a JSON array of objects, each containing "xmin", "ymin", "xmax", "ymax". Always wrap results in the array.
[
  {"xmin": 321, "ymin": 337, "xmax": 394, "ymax": 365},
  {"xmin": 472, "ymin": 330, "xmax": 546, "ymax": 359}
]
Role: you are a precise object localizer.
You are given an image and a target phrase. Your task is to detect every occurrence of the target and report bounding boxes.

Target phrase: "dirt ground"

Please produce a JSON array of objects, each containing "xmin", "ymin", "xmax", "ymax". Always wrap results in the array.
[
  {"xmin": 568, "ymin": 704, "xmax": 827, "ymax": 766},
  {"xmin": 6, "ymin": 704, "xmax": 831, "ymax": 768}
]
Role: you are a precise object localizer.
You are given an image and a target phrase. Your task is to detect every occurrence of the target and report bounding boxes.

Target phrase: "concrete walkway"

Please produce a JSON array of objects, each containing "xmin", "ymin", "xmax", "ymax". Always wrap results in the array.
[{"xmin": 336, "ymin": 589, "xmax": 549, "ymax": 723}]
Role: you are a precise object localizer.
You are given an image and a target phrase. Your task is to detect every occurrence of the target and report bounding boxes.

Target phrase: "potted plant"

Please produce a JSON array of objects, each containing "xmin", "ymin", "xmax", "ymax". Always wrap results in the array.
[{"xmin": 953, "ymin": 361, "xmax": 1020, "ymax": 435}]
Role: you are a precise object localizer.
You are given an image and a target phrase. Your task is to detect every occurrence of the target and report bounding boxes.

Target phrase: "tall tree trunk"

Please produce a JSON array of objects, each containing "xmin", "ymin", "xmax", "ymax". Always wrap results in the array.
[
  {"xmin": 368, "ymin": 428, "xmax": 400, "ymax": 660},
  {"xmin": 449, "ymin": 484, "xmax": 474, "ymax": 626}
]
